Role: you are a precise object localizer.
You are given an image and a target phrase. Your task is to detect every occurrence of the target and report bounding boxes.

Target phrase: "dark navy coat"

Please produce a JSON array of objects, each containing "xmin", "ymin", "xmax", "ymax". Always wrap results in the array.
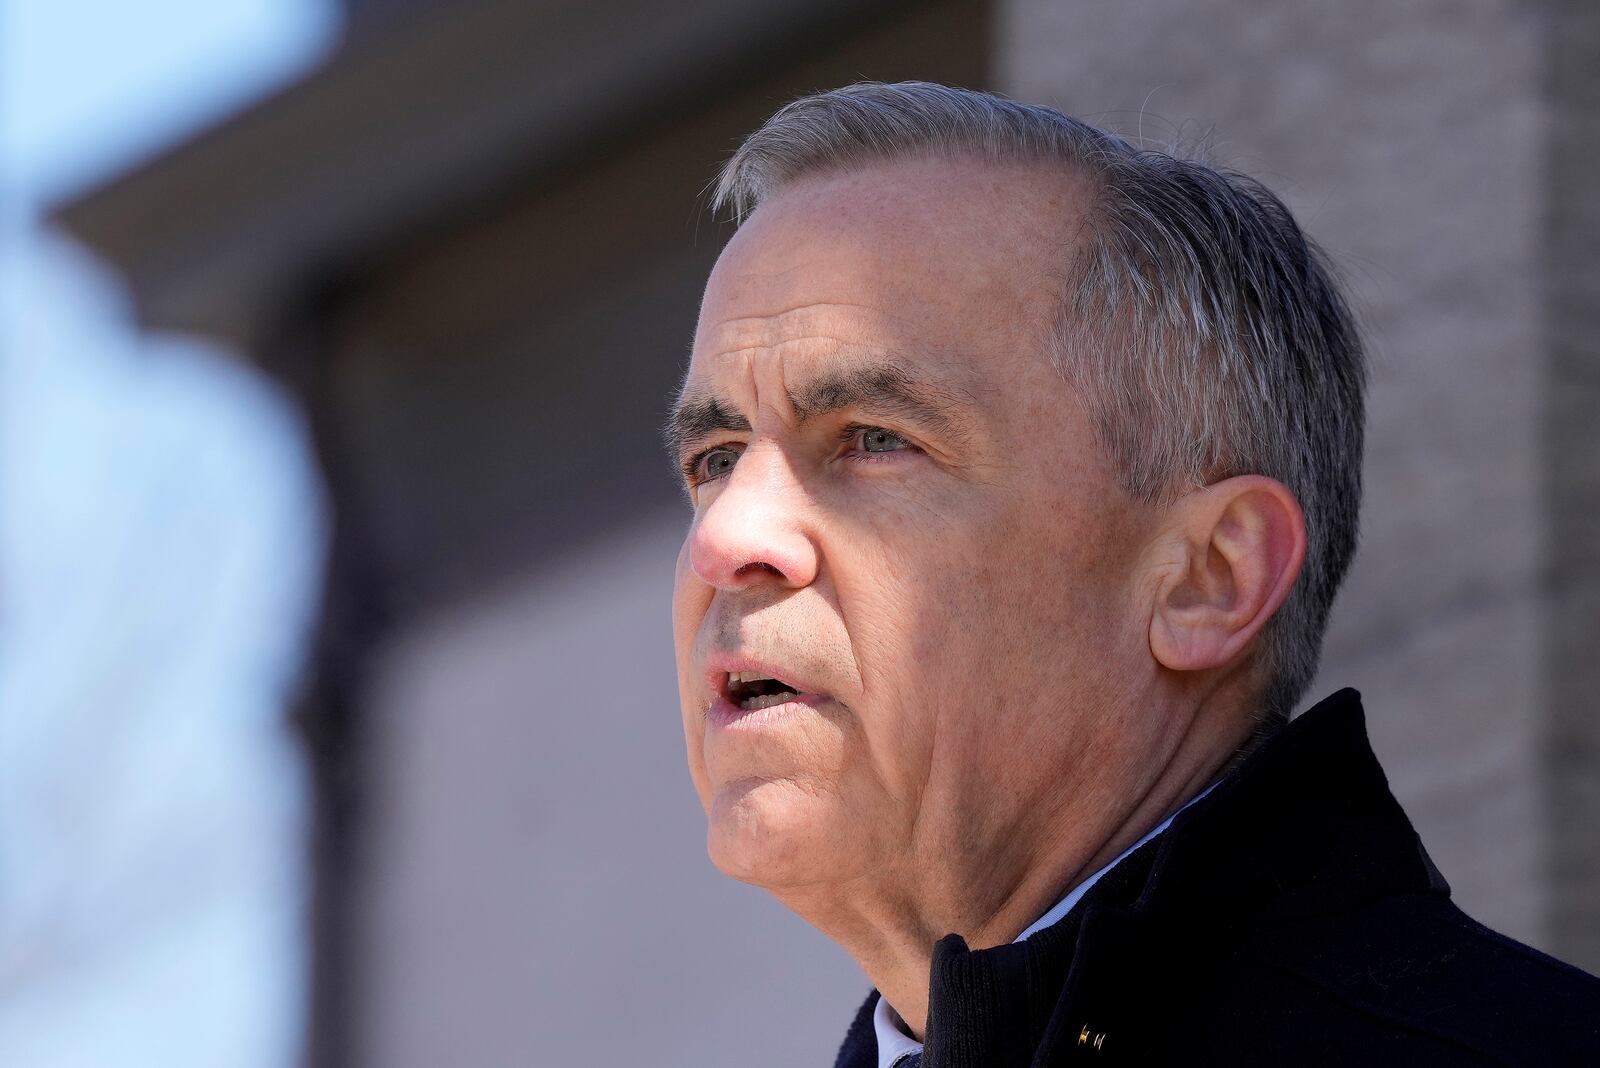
[{"xmin": 832, "ymin": 689, "xmax": 1600, "ymax": 1066}]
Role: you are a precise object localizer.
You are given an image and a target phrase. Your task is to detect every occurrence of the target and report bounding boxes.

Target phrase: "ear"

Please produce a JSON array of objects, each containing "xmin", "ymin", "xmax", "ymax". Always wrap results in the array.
[{"xmin": 1148, "ymin": 476, "xmax": 1307, "ymax": 675}]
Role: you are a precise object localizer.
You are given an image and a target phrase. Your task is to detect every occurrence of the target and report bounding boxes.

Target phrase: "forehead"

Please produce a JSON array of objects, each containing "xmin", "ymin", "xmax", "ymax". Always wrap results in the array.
[{"xmin": 688, "ymin": 156, "xmax": 1092, "ymax": 389}]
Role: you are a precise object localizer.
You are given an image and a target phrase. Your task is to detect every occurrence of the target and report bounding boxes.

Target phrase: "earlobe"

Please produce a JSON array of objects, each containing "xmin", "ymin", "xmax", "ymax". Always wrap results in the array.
[{"xmin": 1148, "ymin": 476, "xmax": 1307, "ymax": 675}]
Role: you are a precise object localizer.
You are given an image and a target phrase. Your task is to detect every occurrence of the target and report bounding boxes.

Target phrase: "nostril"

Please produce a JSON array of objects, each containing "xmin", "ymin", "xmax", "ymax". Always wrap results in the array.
[{"xmin": 734, "ymin": 561, "xmax": 784, "ymax": 580}]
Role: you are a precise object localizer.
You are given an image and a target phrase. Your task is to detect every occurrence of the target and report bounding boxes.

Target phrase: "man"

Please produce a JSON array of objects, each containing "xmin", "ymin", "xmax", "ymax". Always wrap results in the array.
[{"xmin": 665, "ymin": 82, "xmax": 1600, "ymax": 1065}]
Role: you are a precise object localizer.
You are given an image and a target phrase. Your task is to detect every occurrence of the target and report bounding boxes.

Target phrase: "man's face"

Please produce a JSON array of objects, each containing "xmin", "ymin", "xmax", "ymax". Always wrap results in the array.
[{"xmin": 670, "ymin": 157, "xmax": 1161, "ymax": 903}]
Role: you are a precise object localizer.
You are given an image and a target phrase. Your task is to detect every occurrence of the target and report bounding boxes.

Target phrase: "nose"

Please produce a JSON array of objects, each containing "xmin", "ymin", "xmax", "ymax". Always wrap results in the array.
[{"xmin": 687, "ymin": 445, "xmax": 819, "ymax": 592}]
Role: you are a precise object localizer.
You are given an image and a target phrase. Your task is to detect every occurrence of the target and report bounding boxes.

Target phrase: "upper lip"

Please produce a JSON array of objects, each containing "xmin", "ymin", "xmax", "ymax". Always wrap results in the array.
[{"xmin": 703, "ymin": 653, "xmax": 824, "ymax": 704}]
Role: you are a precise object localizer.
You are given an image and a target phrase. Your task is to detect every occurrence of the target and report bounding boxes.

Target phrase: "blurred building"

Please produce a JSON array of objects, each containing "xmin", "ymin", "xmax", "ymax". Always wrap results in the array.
[{"xmin": 53, "ymin": 1, "xmax": 1600, "ymax": 1065}]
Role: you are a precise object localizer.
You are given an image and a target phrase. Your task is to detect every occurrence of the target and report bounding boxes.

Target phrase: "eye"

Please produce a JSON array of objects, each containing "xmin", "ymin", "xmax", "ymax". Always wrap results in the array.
[
  {"xmin": 854, "ymin": 426, "xmax": 913, "ymax": 454},
  {"xmin": 691, "ymin": 445, "xmax": 742, "ymax": 484}
]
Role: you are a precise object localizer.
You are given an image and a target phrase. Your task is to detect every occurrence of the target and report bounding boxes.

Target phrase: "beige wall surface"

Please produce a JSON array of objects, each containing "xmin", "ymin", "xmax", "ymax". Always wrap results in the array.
[{"xmin": 357, "ymin": 515, "xmax": 865, "ymax": 1067}]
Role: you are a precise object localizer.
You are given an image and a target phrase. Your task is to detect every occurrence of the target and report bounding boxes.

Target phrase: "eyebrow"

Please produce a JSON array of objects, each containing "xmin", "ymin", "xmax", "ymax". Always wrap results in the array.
[
  {"xmin": 663, "ymin": 356, "xmax": 973, "ymax": 464},
  {"xmin": 662, "ymin": 395, "xmax": 752, "ymax": 462}
]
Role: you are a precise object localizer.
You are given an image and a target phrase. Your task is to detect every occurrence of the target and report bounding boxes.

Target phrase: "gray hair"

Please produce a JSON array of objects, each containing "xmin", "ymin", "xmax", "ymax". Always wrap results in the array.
[{"xmin": 712, "ymin": 82, "xmax": 1366, "ymax": 731}]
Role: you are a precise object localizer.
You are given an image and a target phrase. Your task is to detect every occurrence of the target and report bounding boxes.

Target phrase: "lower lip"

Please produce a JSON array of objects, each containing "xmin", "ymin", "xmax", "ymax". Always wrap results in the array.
[{"xmin": 708, "ymin": 692, "xmax": 828, "ymax": 730}]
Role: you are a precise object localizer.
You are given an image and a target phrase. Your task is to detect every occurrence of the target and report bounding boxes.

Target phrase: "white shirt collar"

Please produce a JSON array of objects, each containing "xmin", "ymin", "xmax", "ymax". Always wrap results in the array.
[
  {"xmin": 872, "ymin": 999, "xmax": 925, "ymax": 1068},
  {"xmin": 871, "ymin": 783, "xmax": 1218, "ymax": 1068}
]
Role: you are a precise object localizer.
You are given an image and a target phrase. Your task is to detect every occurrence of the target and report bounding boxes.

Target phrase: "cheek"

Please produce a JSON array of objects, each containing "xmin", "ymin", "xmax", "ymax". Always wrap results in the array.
[
  {"xmin": 979, "ymin": 493, "xmax": 1132, "ymax": 658},
  {"xmin": 671, "ymin": 540, "xmax": 704, "ymax": 657},
  {"xmin": 953, "ymin": 496, "xmax": 1145, "ymax": 771},
  {"xmin": 672, "ymin": 539, "xmax": 715, "ymax": 803},
  {"xmin": 824, "ymin": 506, "xmax": 968, "ymax": 799},
  {"xmin": 873, "ymin": 484, "xmax": 1133, "ymax": 716}
]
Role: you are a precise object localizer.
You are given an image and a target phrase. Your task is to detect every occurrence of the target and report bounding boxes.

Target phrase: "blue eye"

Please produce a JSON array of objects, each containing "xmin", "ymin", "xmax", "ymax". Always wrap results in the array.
[
  {"xmin": 696, "ymin": 446, "xmax": 740, "ymax": 482},
  {"xmin": 857, "ymin": 427, "xmax": 911, "ymax": 453}
]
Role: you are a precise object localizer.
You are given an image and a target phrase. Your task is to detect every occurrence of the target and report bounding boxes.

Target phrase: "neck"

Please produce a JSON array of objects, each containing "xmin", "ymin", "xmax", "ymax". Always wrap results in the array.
[{"xmin": 777, "ymin": 682, "xmax": 1254, "ymax": 1039}]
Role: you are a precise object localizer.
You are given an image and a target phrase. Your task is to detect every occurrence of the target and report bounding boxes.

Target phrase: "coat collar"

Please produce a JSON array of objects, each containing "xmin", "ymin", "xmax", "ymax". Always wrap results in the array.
[
  {"xmin": 1133, "ymin": 686, "xmax": 1449, "ymax": 926},
  {"xmin": 835, "ymin": 688, "xmax": 1452, "ymax": 1068}
]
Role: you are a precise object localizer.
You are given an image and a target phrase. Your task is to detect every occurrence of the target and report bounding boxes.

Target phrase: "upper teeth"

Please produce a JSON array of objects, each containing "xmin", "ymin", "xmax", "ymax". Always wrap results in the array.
[{"xmin": 729, "ymin": 670, "xmax": 775, "ymax": 685}]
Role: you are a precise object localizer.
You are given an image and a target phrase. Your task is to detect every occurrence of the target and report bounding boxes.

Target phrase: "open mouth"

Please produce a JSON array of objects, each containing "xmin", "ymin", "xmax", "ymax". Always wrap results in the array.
[{"xmin": 726, "ymin": 670, "xmax": 804, "ymax": 712}]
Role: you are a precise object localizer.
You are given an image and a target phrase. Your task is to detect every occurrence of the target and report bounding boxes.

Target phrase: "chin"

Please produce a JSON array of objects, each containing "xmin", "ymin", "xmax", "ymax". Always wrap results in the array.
[{"xmin": 705, "ymin": 776, "xmax": 854, "ymax": 889}]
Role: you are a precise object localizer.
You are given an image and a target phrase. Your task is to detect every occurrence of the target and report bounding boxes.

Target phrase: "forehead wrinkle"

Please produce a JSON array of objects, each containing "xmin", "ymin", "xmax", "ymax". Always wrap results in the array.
[
  {"xmin": 699, "ymin": 298, "xmax": 919, "ymax": 356},
  {"xmin": 662, "ymin": 341, "xmax": 799, "ymax": 460},
  {"xmin": 685, "ymin": 332, "xmax": 856, "ymax": 429},
  {"xmin": 787, "ymin": 359, "xmax": 920, "ymax": 419},
  {"xmin": 708, "ymin": 300, "xmax": 895, "ymax": 334},
  {"xmin": 695, "ymin": 333, "xmax": 880, "ymax": 362},
  {"xmin": 670, "ymin": 329, "xmax": 984, "ymax": 462},
  {"xmin": 784, "ymin": 354, "xmax": 980, "ymax": 448}
]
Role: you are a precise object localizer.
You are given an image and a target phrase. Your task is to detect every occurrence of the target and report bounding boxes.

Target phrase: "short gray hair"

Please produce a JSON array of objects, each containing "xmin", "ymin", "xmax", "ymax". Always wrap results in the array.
[{"xmin": 712, "ymin": 82, "xmax": 1366, "ymax": 731}]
